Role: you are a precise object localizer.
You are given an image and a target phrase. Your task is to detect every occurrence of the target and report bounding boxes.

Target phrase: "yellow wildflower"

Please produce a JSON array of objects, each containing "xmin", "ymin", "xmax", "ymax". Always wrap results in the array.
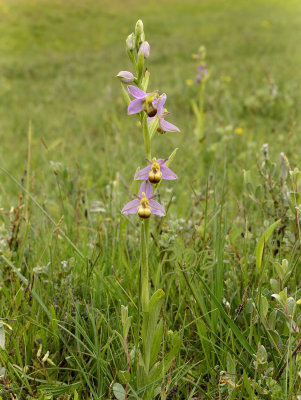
[
  {"xmin": 234, "ymin": 127, "xmax": 243, "ymax": 135},
  {"xmin": 221, "ymin": 76, "xmax": 231, "ymax": 83}
]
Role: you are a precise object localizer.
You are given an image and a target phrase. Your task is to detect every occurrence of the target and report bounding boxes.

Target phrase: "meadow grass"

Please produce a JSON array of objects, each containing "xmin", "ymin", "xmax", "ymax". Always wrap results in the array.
[{"xmin": 0, "ymin": 0, "xmax": 301, "ymax": 398}]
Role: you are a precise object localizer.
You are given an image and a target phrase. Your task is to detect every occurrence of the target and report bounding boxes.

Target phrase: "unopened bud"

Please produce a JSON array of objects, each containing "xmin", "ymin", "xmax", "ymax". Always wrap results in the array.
[
  {"xmin": 135, "ymin": 20, "xmax": 145, "ymax": 49},
  {"xmin": 135, "ymin": 19, "xmax": 144, "ymax": 39},
  {"xmin": 116, "ymin": 71, "xmax": 135, "ymax": 83},
  {"xmin": 126, "ymin": 33, "xmax": 136, "ymax": 52},
  {"xmin": 138, "ymin": 41, "xmax": 150, "ymax": 58}
]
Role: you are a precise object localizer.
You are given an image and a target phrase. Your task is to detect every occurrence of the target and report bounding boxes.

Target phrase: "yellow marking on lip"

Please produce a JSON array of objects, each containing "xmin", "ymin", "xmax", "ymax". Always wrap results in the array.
[
  {"xmin": 151, "ymin": 157, "xmax": 160, "ymax": 172},
  {"xmin": 140, "ymin": 192, "xmax": 149, "ymax": 207}
]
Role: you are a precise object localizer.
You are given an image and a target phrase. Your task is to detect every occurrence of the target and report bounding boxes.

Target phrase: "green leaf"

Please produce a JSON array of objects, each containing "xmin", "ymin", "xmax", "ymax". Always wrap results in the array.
[
  {"xmin": 142, "ymin": 289, "xmax": 165, "ymax": 372},
  {"xmin": 268, "ymin": 330, "xmax": 280, "ymax": 344},
  {"xmin": 281, "ymin": 259, "xmax": 289, "ymax": 274},
  {"xmin": 274, "ymin": 262, "xmax": 285, "ymax": 280},
  {"xmin": 226, "ymin": 353, "xmax": 236, "ymax": 394},
  {"xmin": 270, "ymin": 278, "xmax": 280, "ymax": 293},
  {"xmin": 260, "ymin": 295, "xmax": 269, "ymax": 319},
  {"xmin": 279, "ymin": 288, "xmax": 287, "ymax": 305},
  {"xmin": 256, "ymin": 344, "xmax": 267, "ymax": 364},
  {"xmin": 243, "ymin": 370, "xmax": 254, "ymax": 398},
  {"xmin": 148, "ymin": 331, "xmax": 181, "ymax": 383},
  {"xmin": 118, "ymin": 370, "xmax": 131, "ymax": 384},
  {"xmin": 148, "ymin": 289, "xmax": 165, "ymax": 334},
  {"xmin": 137, "ymin": 354, "xmax": 148, "ymax": 386},
  {"xmin": 0, "ymin": 323, "xmax": 5, "ymax": 350},
  {"xmin": 123, "ymin": 317, "xmax": 132, "ymax": 339},
  {"xmin": 227, "ymin": 353, "xmax": 236, "ymax": 375},
  {"xmin": 113, "ymin": 383, "xmax": 126, "ymax": 400},
  {"xmin": 120, "ymin": 83, "xmax": 131, "ymax": 106},
  {"xmin": 287, "ymin": 297, "xmax": 295, "ymax": 315},
  {"xmin": 255, "ymin": 184, "xmax": 263, "ymax": 199},
  {"xmin": 149, "ymin": 117, "xmax": 159, "ymax": 140},
  {"xmin": 268, "ymin": 310, "xmax": 277, "ymax": 330},
  {"xmin": 141, "ymin": 69, "xmax": 150, "ymax": 92},
  {"xmin": 166, "ymin": 148, "xmax": 179, "ymax": 167},
  {"xmin": 150, "ymin": 319, "xmax": 163, "ymax": 368},
  {"xmin": 255, "ymin": 219, "xmax": 281, "ymax": 275}
]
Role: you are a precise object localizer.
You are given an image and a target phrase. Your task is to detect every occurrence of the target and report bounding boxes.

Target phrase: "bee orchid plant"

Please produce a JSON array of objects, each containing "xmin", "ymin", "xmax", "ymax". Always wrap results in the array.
[{"xmin": 114, "ymin": 19, "xmax": 181, "ymax": 400}]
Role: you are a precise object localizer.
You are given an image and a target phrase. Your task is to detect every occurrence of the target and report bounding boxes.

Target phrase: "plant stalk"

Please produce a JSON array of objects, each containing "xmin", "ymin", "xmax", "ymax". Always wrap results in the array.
[{"xmin": 140, "ymin": 219, "xmax": 150, "ymax": 312}]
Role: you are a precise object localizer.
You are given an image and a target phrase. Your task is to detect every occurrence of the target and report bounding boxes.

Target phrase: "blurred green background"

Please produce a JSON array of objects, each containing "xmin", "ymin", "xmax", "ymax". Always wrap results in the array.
[{"xmin": 0, "ymin": 0, "xmax": 300, "ymax": 208}]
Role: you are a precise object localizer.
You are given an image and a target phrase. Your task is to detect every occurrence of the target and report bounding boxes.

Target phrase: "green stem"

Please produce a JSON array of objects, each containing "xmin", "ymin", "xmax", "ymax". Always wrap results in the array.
[
  {"xmin": 137, "ymin": 52, "xmax": 144, "ymax": 86},
  {"xmin": 141, "ymin": 113, "xmax": 151, "ymax": 160},
  {"xmin": 197, "ymin": 80, "xmax": 206, "ymax": 140},
  {"xmin": 127, "ymin": 50, "xmax": 137, "ymax": 74},
  {"xmin": 140, "ymin": 219, "xmax": 150, "ymax": 312}
]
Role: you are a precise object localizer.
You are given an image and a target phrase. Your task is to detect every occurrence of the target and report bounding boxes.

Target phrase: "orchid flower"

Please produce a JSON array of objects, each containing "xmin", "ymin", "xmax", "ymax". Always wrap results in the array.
[
  {"xmin": 135, "ymin": 157, "xmax": 177, "ymax": 184},
  {"xmin": 121, "ymin": 180, "xmax": 165, "ymax": 218},
  {"xmin": 148, "ymin": 94, "xmax": 180, "ymax": 134},
  {"xmin": 127, "ymin": 85, "xmax": 158, "ymax": 117}
]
